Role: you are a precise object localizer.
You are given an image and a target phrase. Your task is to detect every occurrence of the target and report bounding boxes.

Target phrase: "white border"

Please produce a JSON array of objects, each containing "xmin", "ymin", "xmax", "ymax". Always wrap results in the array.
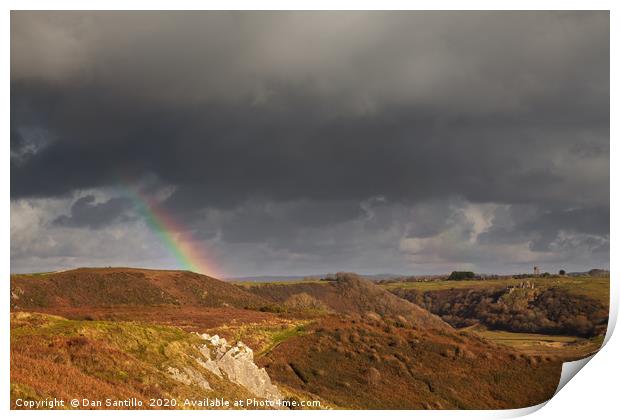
[{"xmin": 3, "ymin": 2, "xmax": 616, "ymax": 419}]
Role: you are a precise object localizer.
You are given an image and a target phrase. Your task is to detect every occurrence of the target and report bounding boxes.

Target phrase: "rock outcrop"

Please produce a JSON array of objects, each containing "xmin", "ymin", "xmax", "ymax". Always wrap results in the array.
[
  {"xmin": 167, "ymin": 366, "xmax": 212, "ymax": 391},
  {"xmin": 194, "ymin": 333, "xmax": 283, "ymax": 401}
]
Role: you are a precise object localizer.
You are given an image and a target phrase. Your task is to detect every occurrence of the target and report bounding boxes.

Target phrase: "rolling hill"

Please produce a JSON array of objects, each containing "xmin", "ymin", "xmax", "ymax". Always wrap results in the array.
[
  {"xmin": 242, "ymin": 274, "xmax": 449, "ymax": 330},
  {"xmin": 259, "ymin": 314, "xmax": 561, "ymax": 409},
  {"xmin": 11, "ymin": 267, "xmax": 268, "ymax": 310},
  {"xmin": 10, "ymin": 268, "xmax": 566, "ymax": 409}
]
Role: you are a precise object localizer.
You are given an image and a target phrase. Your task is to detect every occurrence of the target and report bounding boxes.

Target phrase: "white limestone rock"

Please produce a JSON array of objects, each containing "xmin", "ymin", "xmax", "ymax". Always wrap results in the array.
[{"xmin": 194, "ymin": 333, "xmax": 283, "ymax": 400}]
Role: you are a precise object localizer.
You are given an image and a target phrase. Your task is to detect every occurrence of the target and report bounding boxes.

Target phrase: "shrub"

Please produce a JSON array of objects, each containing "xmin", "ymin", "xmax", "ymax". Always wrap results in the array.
[{"xmin": 447, "ymin": 271, "xmax": 476, "ymax": 281}]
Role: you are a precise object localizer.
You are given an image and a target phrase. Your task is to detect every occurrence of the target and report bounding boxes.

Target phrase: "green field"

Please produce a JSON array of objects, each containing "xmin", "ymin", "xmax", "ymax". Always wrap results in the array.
[
  {"xmin": 255, "ymin": 324, "xmax": 309, "ymax": 357},
  {"xmin": 381, "ymin": 276, "xmax": 609, "ymax": 305},
  {"xmin": 463, "ymin": 325, "xmax": 605, "ymax": 361},
  {"xmin": 11, "ymin": 271, "xmax": 56, "ymax": 278}
]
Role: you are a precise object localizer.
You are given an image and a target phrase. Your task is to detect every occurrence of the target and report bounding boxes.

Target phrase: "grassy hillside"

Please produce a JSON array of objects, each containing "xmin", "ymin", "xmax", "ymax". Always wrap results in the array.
[
  {"xmin": 11, "ymin": 267, "xmax": 268, "ymax": 310},
  {"xmin": 243, "ymin": 274, "xmax": 450, "ymax": 330},
  {"xmin": 259, "ymin": 314, "xmax": 562, "ymax": 409},
  {"xmin": 10, "ymin": 312, "xmax": 271, "ymax": 409},
  {"xmin": 10, "ymin": 268, "xmax": 592, "ymax": 409}
]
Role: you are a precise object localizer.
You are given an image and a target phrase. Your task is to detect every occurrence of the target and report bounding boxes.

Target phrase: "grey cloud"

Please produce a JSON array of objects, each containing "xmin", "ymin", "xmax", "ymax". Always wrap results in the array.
[
  {"xmin": 478, "ymin": 205, "xmax": 609, "ymax": 251},
  {"xmin": 53, "ymin": 195, "xmax": 134, "ymax": 229},
  {"xmin": 11, "ymin": 12, "xmax": 609, "ymax": 206},
  {"xmin": 195, "ymin": 199, "xmax": 363, "ymax": 244},
  {"xmin": 10, "ymin": 11, "xmax": 609, "ymax": 275},
  {"xmin": 525, "ymin": 207, "xmax": 610, "ymax": 251},
  {"xmin": 405, "ymin": 200, "xmax": 462, "ymax": 239}
]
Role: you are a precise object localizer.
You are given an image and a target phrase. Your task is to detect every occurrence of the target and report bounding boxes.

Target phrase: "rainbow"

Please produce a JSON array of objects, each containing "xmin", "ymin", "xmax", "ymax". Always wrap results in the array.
[{"xmin": 122, "ymin": 185, "xmax": 217, "ymax": 276}]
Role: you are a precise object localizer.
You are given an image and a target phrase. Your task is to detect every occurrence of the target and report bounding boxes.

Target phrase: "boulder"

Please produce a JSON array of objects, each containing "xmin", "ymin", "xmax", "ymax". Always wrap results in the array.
[{"xmin": 194, "ymin": 333, "xmax": 283, "ymax": 400}]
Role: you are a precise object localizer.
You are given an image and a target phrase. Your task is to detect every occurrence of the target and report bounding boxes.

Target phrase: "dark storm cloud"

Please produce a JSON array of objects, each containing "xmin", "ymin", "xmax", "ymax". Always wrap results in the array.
[
  {"xmin": 10, "ymin": 11, "xmax": 609, "ymax": 274},
  {"xmin": 405, "ymin": 200, "xmax": 457, "ymax": 239},
  {"xmin": 478, "ymin": 205, "xmax": 610, "ymax": 252},
  {"xmin": 53, "ymin": 195, "xmax": 134, "ymax": 229},
  {"xmin": 214, "ymin": 199, "xmax": 364, "ymax": 243},
  {"xmin": 11, "ymin": 12, "xmax": 609, "ymax": 205}
]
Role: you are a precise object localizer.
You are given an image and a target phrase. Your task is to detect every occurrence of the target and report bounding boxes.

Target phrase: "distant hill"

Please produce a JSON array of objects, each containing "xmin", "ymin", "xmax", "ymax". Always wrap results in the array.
[
  {"xmin": 11, "ymin": 267, "xmax": 268, "ymax": 310},
  {"xmin": 227, "ymin": 275, "xmax": 318, "ymax": 282},
  {"xmin": 568, "ymin": 268, "xmax": 610, "ymax": 277},
  {"xmin": 243, "ymin": 273, "xmax": 449, "ymax": 330},
  {"xmin": 227, "ymin": 273, "xmax": 405, "ymax": 283}
]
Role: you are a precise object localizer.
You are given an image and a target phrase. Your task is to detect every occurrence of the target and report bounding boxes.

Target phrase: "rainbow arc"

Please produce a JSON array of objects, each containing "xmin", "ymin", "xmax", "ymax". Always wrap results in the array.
[{"xmin": 122, "ymin": 185, "xmax": 216, "ymax": 276}]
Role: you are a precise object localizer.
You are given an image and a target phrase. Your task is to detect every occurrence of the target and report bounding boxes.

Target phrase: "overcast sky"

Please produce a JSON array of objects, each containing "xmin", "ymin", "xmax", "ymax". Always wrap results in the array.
[{"xmin": 10, "ymin": 11, "xmax": 609, "ymax": 277}]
